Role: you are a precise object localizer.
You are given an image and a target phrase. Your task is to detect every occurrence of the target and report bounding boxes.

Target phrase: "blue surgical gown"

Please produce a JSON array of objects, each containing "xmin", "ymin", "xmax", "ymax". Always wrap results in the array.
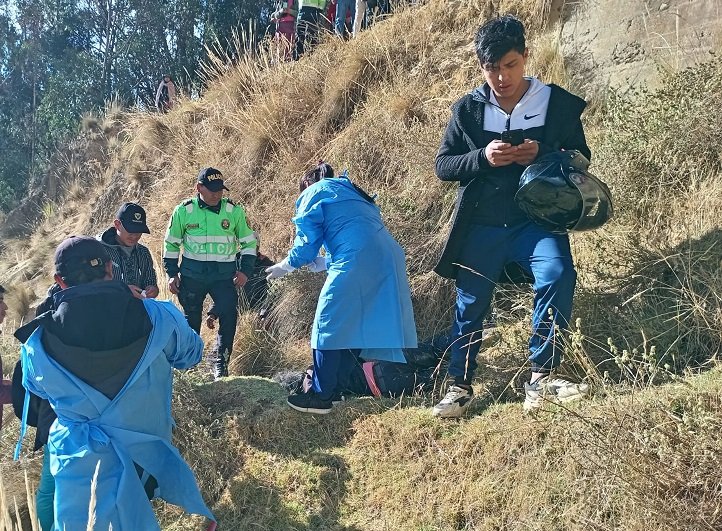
[
  {"xmin": 287, "ymin": 177, "xmax": 417, "ymax": 361},
  {"xmin": 17, "ymin": 299, "xmax": 214, "ymax": 530}
]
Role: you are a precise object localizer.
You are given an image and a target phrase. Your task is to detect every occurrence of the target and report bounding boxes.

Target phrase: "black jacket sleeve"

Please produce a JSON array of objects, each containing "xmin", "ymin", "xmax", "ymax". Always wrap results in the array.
[
  {"xmin": 536, "ymin": 117, "xmax": 592, "ymax": 162},
  {"xmin": 12, "ymin": 356, "xmax": 56, "ymax": 450},
  {"xmin": 163, "ymin": 257, "xmax": 180, "ymax": 278},
  {"xmin": 536, "ymin": 86, "xmax": 592, "ymax": 162},
  {"xmin": 435, "ymin": 103, "xmax": 491, "ymax": 182},
  {"xmin": 12, "ymin": 316, "xmax": 56, "ymax": 450},
  {"xmin": 11, "ymin": 360, "xmax": 31, "ymax": 423},
  {"xmin": 238, "ymin": 254, "xmax": 257, "ymax": 279}
]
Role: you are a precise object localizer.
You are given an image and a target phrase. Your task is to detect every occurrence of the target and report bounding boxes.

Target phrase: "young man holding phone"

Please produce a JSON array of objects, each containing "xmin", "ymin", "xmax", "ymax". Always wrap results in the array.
[{"xmin": 432, "ymin": 15, "xmax": 591, "ymax": 417}]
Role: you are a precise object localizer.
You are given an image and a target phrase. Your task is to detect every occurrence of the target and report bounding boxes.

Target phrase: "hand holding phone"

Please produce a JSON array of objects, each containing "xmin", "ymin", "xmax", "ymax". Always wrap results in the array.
[
  {"xmin": 500, "ymin": 129, "xmax": 524, "ymax": 146},
  {"xmin": 485, "ymin": 139, "xmax": 518, "ymax": 167}
]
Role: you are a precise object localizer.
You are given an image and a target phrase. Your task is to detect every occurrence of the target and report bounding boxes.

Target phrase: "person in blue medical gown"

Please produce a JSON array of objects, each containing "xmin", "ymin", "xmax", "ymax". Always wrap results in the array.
[
  {"xmin": 14, "ymin": 236, "xmax": 214, "ymax": 530},
  {"xmin": 266, "ymin": 162, "xmax": 417, "ymax": 414}
]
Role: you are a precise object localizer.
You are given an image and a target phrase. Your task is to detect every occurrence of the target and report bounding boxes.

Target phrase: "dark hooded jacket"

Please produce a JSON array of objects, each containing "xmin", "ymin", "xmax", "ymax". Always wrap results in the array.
[
  {"xmin": 434, "ymin": 83, "xmax": 591, "ymax": 279},
  {"xmin": 12, "ymin": 280, "xmax": 151, "ymax": 451}
]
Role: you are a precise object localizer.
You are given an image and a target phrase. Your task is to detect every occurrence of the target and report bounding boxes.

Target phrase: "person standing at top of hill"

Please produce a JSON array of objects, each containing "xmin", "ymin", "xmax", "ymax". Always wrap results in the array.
[
  {"xmin": 164, "ymin": 167, "xmax": 257, "ymax": 379},
  {"xmin": 294, "ymin": 0, "xmax": 328, "ymax": 59},
  {"xmin": 98, "ymin": 202, "xmax": 159, "ymax": 299},
  {"xmin": 155, "ymin": 74, "xmax": 176, "ymax": 113},
  {"xmin": 13, "ymin": 236, "xmax": 214, "ymax": 530},
  {"xmin": 432, "ymin": 15, "xmax": 591, "ymax": 417},
  {"xmin": 271, "ymin": 0, "xmax": 298, "ymax": 61},
  {"xmin": 333, "ymin": 0, "xmax": 354, "ymax": 39},
  {"xmin": 265, "ymin": 162, "xmax": 417, "ymax": 414}
]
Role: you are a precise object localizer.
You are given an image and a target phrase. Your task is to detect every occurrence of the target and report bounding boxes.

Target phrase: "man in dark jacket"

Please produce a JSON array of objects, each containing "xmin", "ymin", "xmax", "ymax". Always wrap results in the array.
[
  {"xmin": 13, "ymin": 236, "xmax": 212, "ymax": 529},
  {"xmin": 12, "ymin": 237, "xmax": 154, "ymax": 529},
  {"xmin": 12, "ymin": 286, "xmax": 57, "ymax": 530},
  {"xmin": 98, "ymin": 202, "xmax": 159, "ymax": 299},
  {"xmin": 432, "ymin": 15, "xmax": 589, "ymax": 417}
]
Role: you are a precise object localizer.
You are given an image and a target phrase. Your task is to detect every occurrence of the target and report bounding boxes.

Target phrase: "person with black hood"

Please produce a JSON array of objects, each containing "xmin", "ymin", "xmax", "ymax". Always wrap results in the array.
[
  {"xmin": 432, "ymin": 15, "xmax": 590, "ymax": 417},
  {"xmin": 12, "ymin": 287, "xmax": 57, "ymax": 530},
  {"xmin": 98, "ymin": 202, "xmax": 159, "ymax": 299},
  {"xmin": 13, "ymin": 236, "xmax": 214, "ymax": 530}
]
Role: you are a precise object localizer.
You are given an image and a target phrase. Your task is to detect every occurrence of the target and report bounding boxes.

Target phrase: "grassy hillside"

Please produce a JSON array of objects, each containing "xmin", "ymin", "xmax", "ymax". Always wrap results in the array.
[
  {"xmin": 1, "ymin": 0, "xmax": 722, "ymax": 528},
  {"xmin": 157, "ymin": 369, "xmax": 722, "ymax": 530}
]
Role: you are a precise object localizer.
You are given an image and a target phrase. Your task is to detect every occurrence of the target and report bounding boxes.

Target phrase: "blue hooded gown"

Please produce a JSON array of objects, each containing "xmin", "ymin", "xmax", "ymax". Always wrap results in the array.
[
  {"xmin": 16, "ymin": 299, "xmax": 214, "ymax": 530},
  {"xmin": 287, "ymin": 177, "xmax": 417, "ymax": 361}
]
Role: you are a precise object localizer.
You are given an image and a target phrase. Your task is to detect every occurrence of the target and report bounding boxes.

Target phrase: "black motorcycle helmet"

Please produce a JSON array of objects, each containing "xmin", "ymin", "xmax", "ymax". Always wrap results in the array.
[{"xmin": 515, "ymin": 150, "xmax": 613, "ymax": 233}]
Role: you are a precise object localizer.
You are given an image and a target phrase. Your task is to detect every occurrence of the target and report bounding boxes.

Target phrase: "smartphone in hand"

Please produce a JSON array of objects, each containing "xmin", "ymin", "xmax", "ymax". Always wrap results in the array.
[{"xmin": 500, "ymin": 129, "xmax": 524, "ymax": 146}]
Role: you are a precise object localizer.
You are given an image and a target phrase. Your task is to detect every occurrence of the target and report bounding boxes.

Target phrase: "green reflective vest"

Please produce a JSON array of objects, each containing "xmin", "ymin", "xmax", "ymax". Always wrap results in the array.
[
  {"xmin": 164, "ymin": 197, "xmax": 256, "ymax": 280},
  {"xmin": 299, "ymin": 0, "xmax": 327, "ymax": 10}
]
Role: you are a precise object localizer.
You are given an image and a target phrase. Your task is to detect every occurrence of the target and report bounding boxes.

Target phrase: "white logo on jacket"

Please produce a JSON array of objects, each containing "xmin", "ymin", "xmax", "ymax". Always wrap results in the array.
[{"xmin": 483, "ymin": 77, "xmax": 551, "ymax": 133}]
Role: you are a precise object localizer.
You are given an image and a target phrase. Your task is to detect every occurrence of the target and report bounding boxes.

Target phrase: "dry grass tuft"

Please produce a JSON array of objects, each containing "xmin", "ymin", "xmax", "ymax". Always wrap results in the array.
[
  {"xmin": 81, "ymin": 113, "xmax": 102, "ymax": 134},
  {"xmin": 170, "ymin": 377, "xmax": 242, "ymax": 502},
  {"xmin": 0, "ymin": 462, "xmax": 39, "ymax": 531},
  {"xmin": 527, "ymin": 24, "xmax": 567, "ymax": 85},
  {"xmin": 263, "ymin": 273, "xmax": 326, "ymax": 344},
  {"xmin": 228, "ymin": 313, "xmax": 307, "ymax": 377},
  {"xmin": 6, "ymin": 284, "xmax": 36, "ymax": 325}
]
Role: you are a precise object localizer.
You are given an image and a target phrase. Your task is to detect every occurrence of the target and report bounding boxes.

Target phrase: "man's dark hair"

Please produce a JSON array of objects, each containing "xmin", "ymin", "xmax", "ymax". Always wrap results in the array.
[
  {"xmin": 62, "ymin": 267, "xmax": 106, "ymax": 287},
  {"xmin": 474, "ymin": 15, "xmax": 526, "ymax": 67}
]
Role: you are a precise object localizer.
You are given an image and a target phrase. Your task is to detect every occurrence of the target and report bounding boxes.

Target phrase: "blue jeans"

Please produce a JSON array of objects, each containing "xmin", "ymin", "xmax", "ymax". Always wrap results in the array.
[
  {"xmin": 37, "ymin": 447, "xmax": 54, "ymax": 531},
  {"xmin": 449, "ymin": 222, "xmax": 576, "ymax": 383},
  {"xmin": 334, "ymin": 0, "xmax": 355, "ymax": 37},
  {"xmin": 312, "ymin": 349, "xmax": 360, "ymax": 400}
]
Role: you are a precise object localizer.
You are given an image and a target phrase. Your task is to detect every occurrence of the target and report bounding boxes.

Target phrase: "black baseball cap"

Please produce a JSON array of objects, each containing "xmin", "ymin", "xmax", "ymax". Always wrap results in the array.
[
  {"xmin": 116, "ymin": 202, "xmax": 150, "ymax": 234},
  {"xmin": 55, "ymin": 236, "xmax": 110, "ymax": 279},
  {"xmin": 197, "ymin": 167, "xmax": 229, "ymax": 192}
]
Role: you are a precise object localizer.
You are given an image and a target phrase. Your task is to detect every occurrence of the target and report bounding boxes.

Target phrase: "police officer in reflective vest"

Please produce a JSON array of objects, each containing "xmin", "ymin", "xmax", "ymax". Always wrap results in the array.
[{"xmin": 164, "ymin": 167, "xmax": 257, "ymax": 378}]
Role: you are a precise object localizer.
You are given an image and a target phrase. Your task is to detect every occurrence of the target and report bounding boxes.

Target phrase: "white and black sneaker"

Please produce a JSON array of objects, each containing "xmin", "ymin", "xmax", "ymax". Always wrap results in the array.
[
  {"xmin": 287, "ymin": 393, "xmax": 333, "ymax": 415},
  {"xmin": 432, "ymin": 385, "xmax": 473, "ymax": 418},
  {"xmin": 523, "ymin": 376, "xmax": 590, "ymax": 413}
]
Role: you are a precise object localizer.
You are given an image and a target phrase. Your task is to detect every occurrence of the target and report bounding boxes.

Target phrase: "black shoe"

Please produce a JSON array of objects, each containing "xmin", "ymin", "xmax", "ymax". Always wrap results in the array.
[{"xmin": 287, "ymin": 393, "xmax": 333, "ymax": 414}]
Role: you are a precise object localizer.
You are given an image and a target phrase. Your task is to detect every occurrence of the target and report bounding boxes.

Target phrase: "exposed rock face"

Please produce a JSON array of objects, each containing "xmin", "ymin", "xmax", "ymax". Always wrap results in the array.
[{"xmin": 560, "ymin": 0, "xmax": 721, "ymax": 92}]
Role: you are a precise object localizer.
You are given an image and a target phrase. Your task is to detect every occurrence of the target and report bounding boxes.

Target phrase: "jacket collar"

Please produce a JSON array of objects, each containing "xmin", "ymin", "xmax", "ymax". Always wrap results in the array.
[
  {"xmin": 53, "ymin": 280, "xmax": 130, "ymax": 306},
  {"xmin": 14, "ymin": 281, "xmax": 132, "ymax": 344},
  {"xmin": 196, "ymin": 195, "xmax": 222, "ymax": 214}
]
